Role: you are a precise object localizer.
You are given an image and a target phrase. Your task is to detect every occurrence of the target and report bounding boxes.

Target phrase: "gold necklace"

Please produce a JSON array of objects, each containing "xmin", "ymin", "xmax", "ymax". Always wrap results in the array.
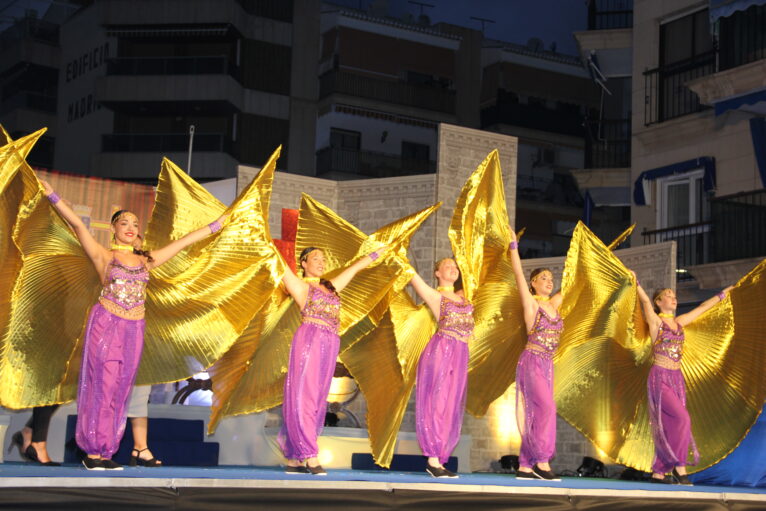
[
  {"xmin": 111, "ymin": 243, "xmax": 134, "ymax": 252},
  {"xmin": 534, "ymin": 295, "xmax": 551, "ymax": 302},
  {"xmin": 436, "ymin": 286, "xmax": 454, "ymax": 292},
  {"xmin": 658, "ymin": 312, "xmax": 675, "ymax": 318},
  {"xmin": 304, "ymin": 277, "xmax": 320, "ymax": 283}
]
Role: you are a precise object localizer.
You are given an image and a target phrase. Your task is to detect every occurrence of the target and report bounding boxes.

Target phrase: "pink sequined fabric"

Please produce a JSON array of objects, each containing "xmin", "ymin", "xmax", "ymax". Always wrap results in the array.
[
  {"xmin": 301, "ymin": 285, "xmax": 340, "ymax": 333},
  {"xmin": 653, "ymin": 321, "xmax": 684, "ymax": 363},
  {"xmin": 100, "ymin": 258, "xmax": 149, "ymax": 310},
  {"xmin": 436, "ymin": 295, "xmax": 474, "ymax": 342},
  {"xmin": 525, "ymin": 307, "xmax": 563, "ymax": 359}
]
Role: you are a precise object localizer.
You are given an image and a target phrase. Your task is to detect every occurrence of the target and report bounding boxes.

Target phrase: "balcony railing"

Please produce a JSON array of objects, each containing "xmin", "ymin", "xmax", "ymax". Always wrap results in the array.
[
  {"xmin": 319, "ymin": 70, "xmax": 455, "ymax": 114},
  {"xmin": 642, "ymin": 190, "xmax": 766, "ymax": 271},
  {"xmin": 102, "ymin": 133, "xmax": 232, "ymax": 154},
  {"xmin": 588, "ymin": 0, "xmax": 633, "ymax": 30},
  {"xmin": 0, "ymin": 18, "xmax": 59, "ymax": 51},
  {"xmin": 106, "ymin": 56, "xmax": 239, "ymax": 79},
  {"xmin": 0, "ymin": 91, "xmax": 56, "ymax": 115},
  {"xmin": 585, "ymin": 119, "xmax": 631, "ymax": 168},
  {"xmin": 644, "ymin": 51, "xmax": 716, "ymax": 126},
  {"xmin": 482, "ymin": 102, "xmax": 584, "ymax": 138},
  {"xmin": 316, "ymin": 146, "xmax": 435, "ymax": 179}
]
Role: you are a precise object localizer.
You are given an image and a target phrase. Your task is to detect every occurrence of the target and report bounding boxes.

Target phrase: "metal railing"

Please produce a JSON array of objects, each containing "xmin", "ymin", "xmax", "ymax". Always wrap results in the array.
[
  {"xmin": 588, "ymin": 0, "xmax": 633, "ymax": 30},
  {"xmin": 319, "ymin": 70, "xmax": 455, "ymax": 114},
  {"xmin": 316, "ymin": 146, "xmax": 435, "ymax": 178},
  {"xmin": 0, "ymin": 18, "xmax": 59, "ymax": 51},
  {"xmin": 481, "ymin": 102, "xmax": 584, "ymax": 138},
  {"xmin": 643, "ymin": 50, "xmax": 715, "ymax": 126},
  {"xmin": 642, "ymin": 190, "xmax": 766, "ymax": 270},
  {"xmin": 102, "ymin": 133, "xmax": 232, "ymax": 153},
  {"xmin": 106, "ymin": 56, "xmax": 239, "ymax": 79},
  {"xmin": 585, "ymin": 119, "xmax": 631, "ymax": 168},
  {"xmin": 0, "ymin": 91, "xmax": 56, "ymax": 114}
]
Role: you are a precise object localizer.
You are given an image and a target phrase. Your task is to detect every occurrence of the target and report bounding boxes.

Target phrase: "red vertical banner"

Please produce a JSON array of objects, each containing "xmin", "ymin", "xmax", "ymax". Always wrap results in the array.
[{"xmin": 273, "ymin": 208, "xmax": 298, "ymax": 273}]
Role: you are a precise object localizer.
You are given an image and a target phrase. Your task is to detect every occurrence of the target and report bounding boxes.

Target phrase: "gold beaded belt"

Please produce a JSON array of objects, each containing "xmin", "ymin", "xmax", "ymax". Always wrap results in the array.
[
  {"xmin": 98, "ymin": 297, "xmax": 145, "ymax": 320},
  {"xmin": 653, "ymin": 354, "xmax": 681, "ymax": 370}
]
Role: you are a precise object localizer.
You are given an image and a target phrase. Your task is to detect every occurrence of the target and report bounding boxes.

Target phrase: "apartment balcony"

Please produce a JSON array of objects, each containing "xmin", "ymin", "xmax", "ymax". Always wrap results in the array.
[
  {"xmin": 587, "ymin": 0, "xmax": 633, "ymax": 30},
  {"xmin": 585, "ymin": 119, "xmax": 630, "ymax": 168},
  {"xmin": 0, "ymin": 91, "xmax": 56, "ymax": 115},
  {"xmin": 106, "ymin": 56, "xmax": 240, "ymax": 80},
  {"xmin": 316, "ymin": 146, "xmax": 435, "ymax": 179},
  {"xmin": 642, "ymin": 189, "xmax": 766, "ymax": 277},
  {"xmin": 643, "ymin": 51, "xmax": 716, "ymax": 126},
  {"xmin": 0, "ymin": 18, "xmax": 59, "ymax": 52},
  {"xmin": 102, "ymin": 132, "xmax": 233, "ymax": 155},
  {"xmin": 319, "ymin": 70, "xmax": 455, "ymax": 115},
  {"xmin": 481, "ymin": 102, "xmax": 585, "ymax": 138}
]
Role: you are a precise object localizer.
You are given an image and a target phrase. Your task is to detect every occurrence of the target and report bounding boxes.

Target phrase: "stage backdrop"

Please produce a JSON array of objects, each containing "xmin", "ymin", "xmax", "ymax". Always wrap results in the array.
[{"xmin": 37, "ymin": 170, "xmax": 155, "ymax": 247}]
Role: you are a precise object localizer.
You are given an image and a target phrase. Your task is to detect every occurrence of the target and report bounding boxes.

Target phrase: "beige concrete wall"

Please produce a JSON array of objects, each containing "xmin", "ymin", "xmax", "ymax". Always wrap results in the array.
[{"xmin": 631, "ymin": 0, "xmax": 761, "ymax": 238}]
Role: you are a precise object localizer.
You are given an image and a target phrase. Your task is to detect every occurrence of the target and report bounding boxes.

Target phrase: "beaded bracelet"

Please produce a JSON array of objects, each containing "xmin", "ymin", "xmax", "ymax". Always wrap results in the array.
[
  {"xmin": 369, "ymin": 251, "xmax": 380, "ymax": 261},
  {"xmin": 208, "ymin": 220, "xmax": 222, "ymax": 234},
  {"xmin": 47, "ymin": 192, "xmax": 61, "ymax": 204},
  {"xmin": 509, "ymin": 241, "xmax": 518, "ymax": 250},
  {"xmin": 717, "ymin": 291, "xmax": 726, "ymax": 301}
]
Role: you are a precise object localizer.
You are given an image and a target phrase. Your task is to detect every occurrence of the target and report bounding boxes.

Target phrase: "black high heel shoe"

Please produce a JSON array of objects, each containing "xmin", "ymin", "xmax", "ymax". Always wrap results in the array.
[
  {"xmin": 25, "ymin": 445, "xmax": 61, "ymax": 466},
  {"xmin": 129, "ymin": 448, "xmax": 162, "ymax": 467},
  {"xmin": 8, "ymin": 432, "xmax": 30, "ymax": 461}
]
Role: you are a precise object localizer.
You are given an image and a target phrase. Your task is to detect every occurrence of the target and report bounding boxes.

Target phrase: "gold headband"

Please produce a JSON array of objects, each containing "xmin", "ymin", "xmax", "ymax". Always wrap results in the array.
[{"xmin": 531, "ymin": 270, "xmax": 553, "ymax": 283}]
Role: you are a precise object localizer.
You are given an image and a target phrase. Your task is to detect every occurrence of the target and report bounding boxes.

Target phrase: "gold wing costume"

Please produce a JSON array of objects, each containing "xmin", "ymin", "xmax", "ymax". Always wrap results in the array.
[
  {"xmin": 555, "ymin": 221, "xmax": 766, "ymax": 473},
  {"xmin": 207, "ymin": 194, "xmax": 439, "ymax": 432},
  {"xmin": 340, "ymin": 149, "xmax": 524, "ymax": 467},
  {"xmin": 0, "ymin": 141, "xmax": 286, "ymax": 408}
]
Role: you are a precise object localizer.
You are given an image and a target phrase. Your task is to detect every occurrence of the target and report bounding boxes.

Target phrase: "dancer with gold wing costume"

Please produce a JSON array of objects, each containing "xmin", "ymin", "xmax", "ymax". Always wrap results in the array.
[
  {"xmin": 406, "ymin": 257, "xmax": 473, "ymax": 478},
  {"xmin": 553, "ymin": 222, "xmax": 766, "ymax": 479},
  {"xmin": 39, "ymin": 179, "xmax": 226, "ymax": 470},
  {"xmin": 206, "ymin": 194, "xmax": 439, "ymax": 454},
  {"xmin": 279, "ymin": 244, "xmax": 390, "ymax": 475},
  {"xmin": 508, "ymin": 229, "xmax": 562, "ymax": 481},
  {"xmin": 335, "ymin": 150, "xmax": 517, "ymax": 471},
  {"xmin": 636, "ymin": 283, "xmax": 731, "ymax": 484}
]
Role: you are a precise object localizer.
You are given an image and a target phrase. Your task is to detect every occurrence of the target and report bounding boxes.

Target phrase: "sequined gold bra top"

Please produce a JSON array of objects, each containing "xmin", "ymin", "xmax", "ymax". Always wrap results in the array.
[
  {"xmin": 437, "ymin": 295, "xmax": 474, "ymax": 343},
  {"xmin": 301, "ymin": 285, "xmax": 341, "ymax": 333},
  {"xmin": 653, "ymin": 320, "xmax": 684, "ymax": 363},
  {"xmin": 526, "ymin": 307, "xmax": 563, "ymax": 359},
  {"xmin": 99, "ymin": 258, "xmax": 149, "ymax": 319}
]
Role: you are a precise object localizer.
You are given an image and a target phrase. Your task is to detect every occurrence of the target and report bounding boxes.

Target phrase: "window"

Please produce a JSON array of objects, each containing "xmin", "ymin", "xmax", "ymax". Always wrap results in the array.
[
  {"xmin": 661, "ymin": 10, "xmax": 713, "ymax": 66},
  {"xmin": 658, "ymin": 170, "xmax": 709, "ymax": 228},
  {"xmin": 401, "ymin": 141, "xmax": 429, "ymax": 162},
  {"xmin": 330, "ymin": 128, "xmax": 360, "ymax": 150}
]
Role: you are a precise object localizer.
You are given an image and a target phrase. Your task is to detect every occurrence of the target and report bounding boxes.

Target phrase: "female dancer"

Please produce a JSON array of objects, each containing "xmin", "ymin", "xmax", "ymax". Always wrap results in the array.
[
  {"xmin": 508, "ymin": 229, "xmax": 561, "ymax": 481},
  {"xmin": 635, "ymin": 282, "xmax": 732, "ymax": 484},
  {"xmin": 279, "ymin": 246, "xmax": 386, "ymax": 475},
  {"xmin": 408, "ymin": 257, "xmax": 473, "ymax": 478},
  {"xmin": 41, "ymin": 180, "xmax": 225, "ymax": 470}
]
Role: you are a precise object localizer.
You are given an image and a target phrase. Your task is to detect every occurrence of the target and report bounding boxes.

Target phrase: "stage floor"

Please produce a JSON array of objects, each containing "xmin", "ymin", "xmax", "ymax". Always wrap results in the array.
[{"xmin": 1, "ymin": 463, "xmax": 765, "ymax": 510}]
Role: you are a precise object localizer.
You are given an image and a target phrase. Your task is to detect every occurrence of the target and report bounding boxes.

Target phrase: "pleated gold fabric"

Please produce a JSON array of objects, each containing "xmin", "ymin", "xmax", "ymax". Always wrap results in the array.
[
  {"xmin": 555, "ymin": 222, "xmax": 766, "ymax": 473},
  {"xmin": 138, "ymin": 149, "xmax": 286, "ymax": 384},
  {"xmin": 347, "ymin": 149, "xmax": 523, "ymax": 467},
  {"xmin": 0, "ymin": 128, "xmax": 103, "ymax": 408},
  {"xmin": 207, "ymin": 194, "xmax": 439, "ymax": 432}
]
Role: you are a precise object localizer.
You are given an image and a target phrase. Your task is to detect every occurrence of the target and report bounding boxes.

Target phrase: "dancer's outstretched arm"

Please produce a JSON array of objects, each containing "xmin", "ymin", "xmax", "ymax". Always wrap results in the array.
[
  {"xmin": 507, "ymin": 228, "xmax": 539, "ymax": 329},
  {"xmin": 330, "ymin": 246, "xmax": 389, "ymax": 293},
  {"xmin": 147, "ymin": 215, "xmax": 228, "ymax": 269},
  {"xmin": 41, "ymin": 179, "xmax": 110, "ymax": 272},
  {"xmin": 677, "ymin": 286, "xmax": 733, "ymax": 327},
  {"xmin": 409, "ymin": 272, "xmax": 444, "ymax": 318},
  {"xmin": 634, "ymin": 279, "xmax": 662, "ymax": 340}
]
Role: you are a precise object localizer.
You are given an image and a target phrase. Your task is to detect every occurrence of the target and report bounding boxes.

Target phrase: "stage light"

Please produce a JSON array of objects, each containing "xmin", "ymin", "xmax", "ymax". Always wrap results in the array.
[
  {"xmin": 326, "ymin": 362, "xmax": 362, "ymax": 427},
  {"xmin": 577, "ymin": 456, "xmax": 606, "ymax": 478},
  {"xmin": 490, "ymin": 383, "xmax": 521, "ymax": 449},
  {"xmin": 499, "ymin": 455, "xmax": 519, "ymax": 471}
]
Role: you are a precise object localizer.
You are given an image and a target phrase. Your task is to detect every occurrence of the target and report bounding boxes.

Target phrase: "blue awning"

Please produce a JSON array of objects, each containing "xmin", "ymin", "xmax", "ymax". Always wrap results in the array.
[
  {"xmin": 714, "ymin": 89, "xmax": 766, "ymax": 116},
  {"xmin": 709, "ymin": 0, "xmax": 766, "ymax": 23},
  {"xmin": 633, "ymin": 157, "xmax": 716, "ymax": 206},
  {"xmin": 751, "ymin": 118, "xmax": 766, "ymax": 188}
]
